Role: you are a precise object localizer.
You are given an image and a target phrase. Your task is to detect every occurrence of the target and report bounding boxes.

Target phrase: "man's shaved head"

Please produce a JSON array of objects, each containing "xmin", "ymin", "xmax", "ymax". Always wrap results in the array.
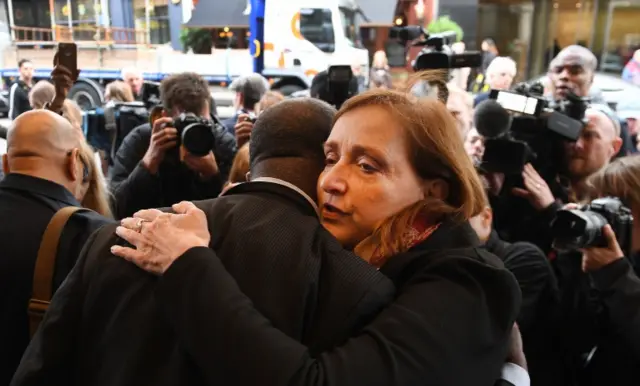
[
  {"xmin": 586, "ymin": 105, "xmax": 620, "ymax": 138},
  {"xmin": 565, "ymin": 106, "xmax": 622, "ymax": 180},
  {"xmin": 3, "ymin": 110, "xmax": 87, "ymax": 199},
  {"xmin": 7, "ymin": 109, "xmax": 80, "ymax": 159}
]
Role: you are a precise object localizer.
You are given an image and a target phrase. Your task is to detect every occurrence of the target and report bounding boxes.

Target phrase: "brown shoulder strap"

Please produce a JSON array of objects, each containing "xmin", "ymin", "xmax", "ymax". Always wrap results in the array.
[{"xmin": 28, "ymin": 206, "xmax": 85, "ymax": 338}]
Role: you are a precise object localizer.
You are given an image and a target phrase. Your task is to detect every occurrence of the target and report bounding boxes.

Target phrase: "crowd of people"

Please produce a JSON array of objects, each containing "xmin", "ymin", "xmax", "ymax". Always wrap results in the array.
[{"xmin": 0, "ymin": 40, "xmax": 639, "ymax": 386}]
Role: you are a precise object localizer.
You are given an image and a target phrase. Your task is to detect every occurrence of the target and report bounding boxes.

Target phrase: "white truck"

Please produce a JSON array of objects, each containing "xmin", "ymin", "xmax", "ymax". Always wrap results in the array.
[{"xmin": 0, "ymin": 0, "xmax": 369, "ymax": 110}]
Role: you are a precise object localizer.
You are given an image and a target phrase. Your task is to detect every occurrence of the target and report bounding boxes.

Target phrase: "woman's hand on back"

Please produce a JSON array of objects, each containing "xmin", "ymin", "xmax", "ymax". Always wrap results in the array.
[{"xmin": 111, "ymin": 201, "xmax": 211, "ymax": 274}]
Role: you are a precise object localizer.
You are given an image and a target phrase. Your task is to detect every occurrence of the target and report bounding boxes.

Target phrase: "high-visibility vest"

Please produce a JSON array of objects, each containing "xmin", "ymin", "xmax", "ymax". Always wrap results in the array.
[{"xmin": 471, "ymin": 73, "xmax": 491, "ymax": 94}]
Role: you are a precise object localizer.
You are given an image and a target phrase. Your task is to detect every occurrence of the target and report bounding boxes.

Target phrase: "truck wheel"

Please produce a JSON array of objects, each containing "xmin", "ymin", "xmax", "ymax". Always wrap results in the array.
[
  {"xmin": 276, "ymin": 84, "xmax": 304, "ymax": 97},
  {"xmin": 68, "ymin": 82, "xmax": 103, "ymax": 110}
]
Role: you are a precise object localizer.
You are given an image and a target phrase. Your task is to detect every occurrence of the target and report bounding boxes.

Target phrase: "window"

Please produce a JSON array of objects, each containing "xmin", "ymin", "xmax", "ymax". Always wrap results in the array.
[
  {"xmin": 339, "ymin": 6, "xmax": 359, "ymax": 47},
  {"xmin": 149, "ymin": 5, "xmax": 170, "ymax": 45},
  {"xmin": 133, "ymin": 0, "xmax": 171, "ymax": 45},
  {"xmin": 71, "ymin": 0, "xmax": 99, "ymax": 40},
  {"xmin": 300, "ymin": 8, "xmax": 335, "ymax": 53}
]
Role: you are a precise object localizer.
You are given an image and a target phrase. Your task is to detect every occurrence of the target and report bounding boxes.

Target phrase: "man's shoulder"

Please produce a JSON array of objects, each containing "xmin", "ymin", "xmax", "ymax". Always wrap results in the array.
[
  {"xmin": 198, "ymin": 191, "xmax": 318, "ymax": 228},
  {"xmin": 70, "ymin": 210, "xmax": 116, "ymax": 230},
  {"xmin": 130, "ymin": 122, "xmax": 152, "ymax": 136},
  {"xmin": 80, "ymin": 222, "xmax": 151, "ymax": 281}
]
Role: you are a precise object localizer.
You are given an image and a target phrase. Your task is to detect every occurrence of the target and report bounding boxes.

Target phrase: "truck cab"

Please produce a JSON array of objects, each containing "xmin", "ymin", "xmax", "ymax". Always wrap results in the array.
[{"xmin": 262, "ymin": 0, "xmax": 370, "ymax": 94}]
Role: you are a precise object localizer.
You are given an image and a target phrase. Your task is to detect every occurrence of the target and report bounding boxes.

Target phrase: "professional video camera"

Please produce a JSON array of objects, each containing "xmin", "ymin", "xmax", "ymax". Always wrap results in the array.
[
  {"xmin": 141, "ymin": 81, "xmax": 162, "ymax": 110},
  {"xmin": 474, "ymin": 82, "xmax": 590, "ymax": 179},
  {"xmin": 389, "ymin": 26, "xmax": 482, "ymax": 71},
  {"xmin": 310, "ymin": 65, "xmax": 358, "ymax": 109},
  {"xmin": 551, "ymin": 197, "xmax": 633, "ymax": 257},
  {"xmin": 172, "ymin": 112, "xmax": 216, "ymax": 157},
  {"xmin": 83, "ymin": 100, "xmax": 149, "ymax": 165}
]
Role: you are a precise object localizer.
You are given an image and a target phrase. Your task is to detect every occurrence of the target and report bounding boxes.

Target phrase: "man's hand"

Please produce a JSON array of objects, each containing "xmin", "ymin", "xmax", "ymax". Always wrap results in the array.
[
  {"xmin": 581, "ymin": 224, "xmax": 624, "ymax": 272},
  {"xmin": 47, "ymin": 55, "xmax": 80, "ymax": 113},
  {"xmin": 512, "ymin": 163, "xmax": 555, "ymax": 211},
  {"xmin": 183, "ymin": 150, "xmax": 219, "ymax": 179},
  {"xmin": 506, "ymin": 323, "xmax": 527, "ymax": 370},
  {"xmin": 142, "ymin": 117, "xmax": 178, "ymax": 175},
  {"xmin": 112, "ymin": 201, "xmax": 211, "ymax": 275},
  {"xmin": 234, "ymin": 113, "xmax": 254, "ymax": 149}
]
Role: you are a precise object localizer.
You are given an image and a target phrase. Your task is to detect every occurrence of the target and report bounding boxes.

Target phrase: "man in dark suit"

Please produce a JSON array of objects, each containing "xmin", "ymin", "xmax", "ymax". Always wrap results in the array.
[
  {"xmin": 12, "ymin": 98, "xmax": 395, "ymax": 386},
  {"xmin": 0, "ymin": 110, "xmax": 113, "ymax": 385},
  {"xmin": 222, "ymin": 73, "xmax": 268, "ymax": 136}
]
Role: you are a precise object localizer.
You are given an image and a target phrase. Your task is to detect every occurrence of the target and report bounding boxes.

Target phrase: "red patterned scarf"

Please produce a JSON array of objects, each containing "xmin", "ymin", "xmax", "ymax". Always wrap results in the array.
[{"xmin": 356, "ymin": 211, "xmax": 441, "ymax": 268}]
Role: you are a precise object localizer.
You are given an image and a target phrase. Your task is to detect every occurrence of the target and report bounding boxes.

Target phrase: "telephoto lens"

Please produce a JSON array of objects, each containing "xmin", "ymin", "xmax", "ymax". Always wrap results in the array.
[{"xmin": 173, "ymin": 113, "xmax": 216, "ymax": 157}]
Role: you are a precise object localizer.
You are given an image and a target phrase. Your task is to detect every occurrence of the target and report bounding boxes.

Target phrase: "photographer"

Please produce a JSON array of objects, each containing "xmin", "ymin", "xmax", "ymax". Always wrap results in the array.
[
  {"xmin": 552, "ymin": 155, "xmax": 640, "ymax": 385},
  {"xmin": 109, "ymin": 72, "xmax": 235, "ymax": 219},
  {"xmin": 489, "ymin": 106, "xmax": 622, "ymax": 253}
]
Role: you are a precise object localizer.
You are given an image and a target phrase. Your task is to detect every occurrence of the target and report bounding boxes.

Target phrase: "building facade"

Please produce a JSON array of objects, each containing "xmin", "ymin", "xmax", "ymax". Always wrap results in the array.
[
  {"xmin": 0, "ymin": 0, "xmax": 638, "ymax": 79},
  {"xmin": 0, "ymin": 0, "xmax": 185, "ymax": 49},
  {"xmin": 439, "ymin": 0, "xmax": 640, "ymax": 79}
]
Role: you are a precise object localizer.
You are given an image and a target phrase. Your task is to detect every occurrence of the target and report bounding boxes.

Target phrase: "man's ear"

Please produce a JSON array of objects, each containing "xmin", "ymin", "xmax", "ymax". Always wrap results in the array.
[
  {"xmin": 67, "ymin": 148, "xmax": 81, "ymax": 181},
  {"xmin": 482, "ymin": 206, "xmax": 493, "ymax": 230},
  {"xmin": 424, "ymin": 178, "xmax": 450, "ymax": 201},
  {"xmin": 245, "ymin": 171, "xmax": 251, "ymax": 181},
  {"xmin": 611, "ymin": 136, "xmax": 623, "ymax": 158},
  {"xmin": 2, "ymin": 153, "xmax": 9, "ymax": 174}
]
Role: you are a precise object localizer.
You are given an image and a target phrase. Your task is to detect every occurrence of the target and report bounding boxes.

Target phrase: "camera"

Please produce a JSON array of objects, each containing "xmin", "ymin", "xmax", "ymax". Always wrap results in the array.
[
  {"xmin": 389, "ymin": 26, "xmax": 482, "ymax": 71},
  {"xmin": 141, "ymin": 81, "xmax": 162, "ymax": 110},
  {"xmin": 475, "ymin": 82, "xmax": 590, "ymax": 179},
  {"xmin": 327, "ymin": 65, "xmax": 356, "ymax": 109},
  {"xmin": 83, "ymin": 101, "xmax": 149, "ymax": 165},
  {"xmin": 172, "ymin": 113, "xmax": 216, "ymax": 157},
  {"xmin": 551, "ymin": 197, "xmax": 633, "ymax": 256}
]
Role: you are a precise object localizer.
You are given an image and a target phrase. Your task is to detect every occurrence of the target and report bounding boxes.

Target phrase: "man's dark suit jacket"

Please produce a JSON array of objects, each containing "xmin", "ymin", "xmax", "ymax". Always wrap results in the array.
[
  {"xmin": 0, "ymin": 173, "xmax": 113, "ymax": 386},
  {"xmin": 12, "ymin": 181, "xmax": 395, "ymax": 386}
]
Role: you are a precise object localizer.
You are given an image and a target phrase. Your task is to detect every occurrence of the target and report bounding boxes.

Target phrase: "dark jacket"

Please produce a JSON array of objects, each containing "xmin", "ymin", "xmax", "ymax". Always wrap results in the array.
[
  {"xmin": 0, "ymin": 174, "xmax": 113, "ymax": 386},
  {"xmin": 109, "ymin": 122, "xmax": 236, "ymax": 219},
  {"xmin": 475, "ymin": 91, "xmax": 491, "ymax": 107},
  {"xmin": 221, "ymin": 114, "xmax": 240, "ymax": 136},
  {"xmin": 553, "ymin": 252, "xmax": 640, "ymax": 386},
  {"xmin": 8, "ymin": 80, "xmax": 31, "ymax": 120},
  {"xmin": 12, "ymin": 181, "xmax": 394, "ymax": 386},
  {"xmin": 146, "ymin": 220, "xmax": 521, "ymax": 386},
  {"xmin": 485, "ymin": 231, "xmax": 562, "ymax": 386}
]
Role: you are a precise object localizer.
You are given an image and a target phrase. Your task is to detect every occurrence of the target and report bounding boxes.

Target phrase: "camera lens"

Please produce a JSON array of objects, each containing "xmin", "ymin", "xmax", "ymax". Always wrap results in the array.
[
  {"xmin": 182, "ymin": 123, "xmax": 215, "ymax": 157},
  {"xmin": 551, "ymin": 209, "xmax": 608, "ymax": 251}
]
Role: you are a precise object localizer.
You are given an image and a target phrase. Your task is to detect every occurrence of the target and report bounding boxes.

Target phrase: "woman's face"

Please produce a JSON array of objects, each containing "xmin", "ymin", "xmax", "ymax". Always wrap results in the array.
[{"xmin": 318, "ymin": 106, "xmax": 426, "ymax": 248}]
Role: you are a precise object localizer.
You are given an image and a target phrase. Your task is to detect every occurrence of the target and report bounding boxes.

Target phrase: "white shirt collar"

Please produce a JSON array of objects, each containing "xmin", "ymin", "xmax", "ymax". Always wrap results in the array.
[{"xmin": 248, "ymin": 177, "xmax": 319, "ymax": 216}]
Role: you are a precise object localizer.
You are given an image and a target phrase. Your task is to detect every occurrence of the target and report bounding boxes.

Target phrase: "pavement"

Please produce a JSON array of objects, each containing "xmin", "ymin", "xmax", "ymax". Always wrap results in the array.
[{"xmin": 0, "ymin": 87, "xmax": 235, "ymax": 155}]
